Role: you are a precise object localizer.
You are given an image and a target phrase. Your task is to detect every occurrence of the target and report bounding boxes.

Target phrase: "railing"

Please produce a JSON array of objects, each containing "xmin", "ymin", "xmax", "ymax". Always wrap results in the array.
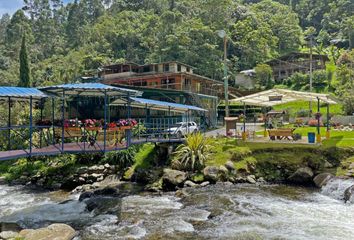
[{"xmin": 0, "ymin": 117, "xmax": 201, "ymax": 160}]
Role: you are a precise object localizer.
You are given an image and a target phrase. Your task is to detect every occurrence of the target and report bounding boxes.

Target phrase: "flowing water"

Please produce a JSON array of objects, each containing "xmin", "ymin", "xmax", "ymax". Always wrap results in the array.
[{"xmin": 1, "ymin": 180, "xmax": 354, "ymax": 240}]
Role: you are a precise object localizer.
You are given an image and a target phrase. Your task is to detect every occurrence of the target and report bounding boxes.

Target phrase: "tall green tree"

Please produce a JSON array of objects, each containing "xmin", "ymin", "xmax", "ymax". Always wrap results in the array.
[{"xmin": 19, "ymin": 35, "xmax": 31, "ymax": 87}]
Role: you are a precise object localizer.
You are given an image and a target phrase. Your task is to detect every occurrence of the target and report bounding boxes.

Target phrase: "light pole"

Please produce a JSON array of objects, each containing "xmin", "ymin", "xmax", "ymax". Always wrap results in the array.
[{"xmin": 217, "ymin": 30, "xmax": 229, "ymax": 118}]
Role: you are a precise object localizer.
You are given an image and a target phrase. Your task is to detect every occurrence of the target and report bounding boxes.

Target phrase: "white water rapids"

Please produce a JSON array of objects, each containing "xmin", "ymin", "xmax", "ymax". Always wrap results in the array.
[{"xmin": 1, "ymin": 180, "xmax": 354, "ymax": 240}]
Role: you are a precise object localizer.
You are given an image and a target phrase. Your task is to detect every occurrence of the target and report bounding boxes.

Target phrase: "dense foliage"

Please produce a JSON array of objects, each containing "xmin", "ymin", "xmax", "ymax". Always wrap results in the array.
[
  {"xmin": 0, "ymin": 0, "xmax": 352, "ymax": 114},
  {"xmin": 0, "ymin": 0, "xmax": 352, "ymax": 86}
]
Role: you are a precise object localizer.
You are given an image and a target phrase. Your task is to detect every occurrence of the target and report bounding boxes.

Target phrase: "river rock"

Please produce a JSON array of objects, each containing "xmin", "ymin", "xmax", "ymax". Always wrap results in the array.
[
  {"xmin": 344, "ymin": 185, "xmax": 354, "ymax": 203},
  {"xmin": 313, "ymin": 173, "xmax": 334, "ymax": 188},
  {"xmin": 0, "ymin": 222, "xmax": 22, "ymax": 233},
  {"xmin": 200, "ymin": 181, "xmax": 210, "ymax": 187},
  {"xmin": 203, "ymin": 166, "xmax": 228, "ymax": 182},
  {"xmin": 224, "ymin": 161, "xmax": 235, "ymax": 171},
  {"xmin": 246, "ymin": 175, "xmax": 257, "ymax": 184},
  {"xmin": 184, "ymin": 180, "xmax": 198, "ymax": 188},
  {"xmin": 162, "ymin": 169, "xmax": 187, "ymax": 189},
  {"xmin": 288, "ymin": 167, "xmax": 314, "ymax": 184},
  {"xmin": 0, "ymin": 231, "xmax": 18, "ymax": 239},
  {"xmin": 18, "ymin": 224, "xmax": 76, "ymax": 240}
]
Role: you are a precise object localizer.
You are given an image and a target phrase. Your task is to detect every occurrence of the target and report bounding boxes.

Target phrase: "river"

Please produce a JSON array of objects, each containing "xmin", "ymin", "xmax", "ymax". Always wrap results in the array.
[{"xmin": 1, "ymin": 179, "xmax": 354, "ymax": 240}]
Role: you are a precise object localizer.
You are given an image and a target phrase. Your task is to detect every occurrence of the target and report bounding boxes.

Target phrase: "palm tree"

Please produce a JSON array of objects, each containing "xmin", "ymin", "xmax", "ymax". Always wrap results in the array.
[{"xmin": 172, "ymin": 132, "xmax": 212, "ymax": 171}]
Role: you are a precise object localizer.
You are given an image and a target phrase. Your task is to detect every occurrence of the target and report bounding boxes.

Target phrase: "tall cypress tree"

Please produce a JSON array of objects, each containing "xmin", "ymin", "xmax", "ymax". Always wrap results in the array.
[{"xmin": 18, "ymin": 34, "xmax": 30, "ymax": 87}]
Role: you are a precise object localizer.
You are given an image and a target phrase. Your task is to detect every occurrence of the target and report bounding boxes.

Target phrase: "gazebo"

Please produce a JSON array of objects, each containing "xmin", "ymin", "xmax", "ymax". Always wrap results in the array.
[{"xmin": 230, "ymin": 89, "xmax": 337, "ymax": 143}]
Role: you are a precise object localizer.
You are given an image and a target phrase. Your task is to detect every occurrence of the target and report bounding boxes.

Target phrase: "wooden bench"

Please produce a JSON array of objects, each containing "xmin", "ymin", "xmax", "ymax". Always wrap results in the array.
[{"xmin": 268, "ymin": 128, "xmax": 295, "ymax": 140}]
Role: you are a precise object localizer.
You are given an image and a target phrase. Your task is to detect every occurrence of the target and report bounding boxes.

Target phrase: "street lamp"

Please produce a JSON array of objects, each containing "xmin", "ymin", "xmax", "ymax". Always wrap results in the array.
[{"xmin": 217, "ymin": 30, "xmax": 230, "ymax": 118}]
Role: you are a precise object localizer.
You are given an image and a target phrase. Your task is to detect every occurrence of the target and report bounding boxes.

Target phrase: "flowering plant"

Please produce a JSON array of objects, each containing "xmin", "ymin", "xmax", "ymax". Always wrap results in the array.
[
  {"xmin": 64, "ymin": 119, "xmax": 81, "ymax": 128},
  {"xmin": 116, "ymin": 119, "xmax": 138, "ymax": 127},
  {"xmin": 84, "ymin": 119, "xmax": 102, "ymax": 128},
  {"xmin": 108, "ymin": 122, "xmax": 117, "ymax": 129}
]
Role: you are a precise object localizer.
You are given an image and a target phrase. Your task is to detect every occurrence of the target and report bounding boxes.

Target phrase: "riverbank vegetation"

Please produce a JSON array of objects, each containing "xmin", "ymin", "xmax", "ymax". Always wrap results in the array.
[{"xmin": 1, "ymin": 136, "xmax": 352, "ymax": 191}]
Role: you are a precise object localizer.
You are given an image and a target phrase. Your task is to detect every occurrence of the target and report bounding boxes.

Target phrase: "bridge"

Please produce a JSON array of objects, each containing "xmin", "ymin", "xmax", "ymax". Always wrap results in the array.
[{"xmin": 0, "ymin": 83, "xmax": 207, "ymax": 161}]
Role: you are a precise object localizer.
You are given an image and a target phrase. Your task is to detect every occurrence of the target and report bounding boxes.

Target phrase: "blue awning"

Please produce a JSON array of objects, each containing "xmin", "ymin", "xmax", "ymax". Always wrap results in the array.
[
  {"xmin": 40, "ymin": 83, "xmax": 142, "ymax": 97},
  {"xmin": 110, "ymin": 97, "xmax": 208, "ymax": 113},
  {"xmin": 0, "ymin": 87, "xmax": 48, "ymax": 101}
]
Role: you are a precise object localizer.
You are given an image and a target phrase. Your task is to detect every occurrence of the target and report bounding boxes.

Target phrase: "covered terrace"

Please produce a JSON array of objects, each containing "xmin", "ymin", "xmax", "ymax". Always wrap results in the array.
[
  {"xmin": 229, "ymin": 89, "xmax": 337, "ymax": 143},
  {"xmin": 0, "ymin": 83, "xmax": 207, "ymax": 161}
]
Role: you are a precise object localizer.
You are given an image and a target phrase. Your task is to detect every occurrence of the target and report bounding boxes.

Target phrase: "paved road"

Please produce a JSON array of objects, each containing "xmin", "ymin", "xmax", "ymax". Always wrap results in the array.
[{"xmin": 205, "ymin": 123, "xmax": 264, "ymax": 137}]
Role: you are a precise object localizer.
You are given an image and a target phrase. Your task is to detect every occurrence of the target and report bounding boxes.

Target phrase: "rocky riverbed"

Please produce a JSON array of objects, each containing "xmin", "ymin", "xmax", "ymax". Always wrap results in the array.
[{"xmin": 1, "ymin": 177, "xmax": 354, "ymax": 240}]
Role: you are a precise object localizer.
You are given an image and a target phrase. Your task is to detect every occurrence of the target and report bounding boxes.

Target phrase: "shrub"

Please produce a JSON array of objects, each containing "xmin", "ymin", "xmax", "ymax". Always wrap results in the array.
[
  {"xmin": 172, "ymin": 132, "xmax": 212, "ymax": 171},
  {"xmin": 101, "ymin": 147, "xmax": 136, "ymax": 169}
]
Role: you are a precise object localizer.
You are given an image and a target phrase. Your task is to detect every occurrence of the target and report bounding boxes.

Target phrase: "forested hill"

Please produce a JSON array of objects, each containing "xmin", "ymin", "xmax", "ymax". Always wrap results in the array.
[{"xmin": 0, "ymin": 0, "xmax": 353, "ymax": 87}]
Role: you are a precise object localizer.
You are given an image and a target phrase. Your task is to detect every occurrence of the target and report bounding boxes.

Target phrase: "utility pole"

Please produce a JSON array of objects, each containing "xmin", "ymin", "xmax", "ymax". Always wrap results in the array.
[{"xmin": 217, "ymin": 30, "xmax": 229, "ymax": 118}]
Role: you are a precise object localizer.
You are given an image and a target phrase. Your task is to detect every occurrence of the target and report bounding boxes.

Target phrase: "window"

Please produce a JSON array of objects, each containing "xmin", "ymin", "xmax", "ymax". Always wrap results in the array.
[
  {"xmin": 143, "ymin": 65, "xmax": 151, "ymax": 73},
  {"xmin": 155, "ymin": 65, "xmax": 158, "ymax": 72},
  {"xmin": 186, "ymin": 67, "xmax": 190, "ymax": 72},
  {"xmin": 164, "ymin": 64, "xmax": 170, "ymax": 72},
  {"xmin": 177, "ymin": 64, "xmax": 181, "ymax": 72}
]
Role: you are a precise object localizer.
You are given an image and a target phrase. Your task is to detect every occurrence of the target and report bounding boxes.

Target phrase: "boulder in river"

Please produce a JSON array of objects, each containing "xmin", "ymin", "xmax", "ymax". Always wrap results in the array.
[
  {"xmin": 162, "ymin": 169, "xmax": 187, "ymax": 190},
  {"xmin": 288, "ymin": 167, "xmax": 314, "ymax": 184},
  {"xmin": 224, "ymin": 161, "xmax": 236, "ymax": 172},
  {"xmin": 184, "ymin": 180, "xmax": 198, "ymax": 188},
  {"xmin": 313, "ymin": 173, "xmax": 334, "ymax": 188},
  {"xmin": 203, "ymin": 166, "xmax": 228, "ymax": 182},
  {"xmin": 0, "ymin": 231, "xmax": 18, "ymax": 239},
  {"xmin": 18, "ymin": 223, "xmax": 76, "ymax": 240},
  {"xmin": 344, "ymin": 185, "xmax": 354, "ymax": 203}
]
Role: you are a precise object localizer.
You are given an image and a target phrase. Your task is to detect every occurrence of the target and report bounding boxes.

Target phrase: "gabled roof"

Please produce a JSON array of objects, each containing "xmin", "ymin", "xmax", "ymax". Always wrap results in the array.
[
  {"xmin": 110, "ymin": 97, "xmax": 208, "ymax": 113},
  {"xmin": 40, "ymin": 83, "xmax": 142, "ymax": 97},
  {"xmin": 230, "ymin": 89, "xmax": 337, "ymax": 107},
  {"xmin": 266, "ymin": 52, "xmax": 329, "ymax": 65},
  {"xmin": 0, "ymin": 87, "xmax": 48, "ymax": 101}
]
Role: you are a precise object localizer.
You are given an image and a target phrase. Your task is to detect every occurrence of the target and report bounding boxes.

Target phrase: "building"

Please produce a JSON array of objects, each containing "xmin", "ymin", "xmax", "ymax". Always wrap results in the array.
[
  {"xmin": 99, "ymin": 61, "xmax": 223, "ymax": 127},
  {"xmin": 235, "ymin": 69, "xmax": 256, "ymax": 90},
  {"xmin": 266, "ymin": 52, "xmax": 329, "ymax": 82}
]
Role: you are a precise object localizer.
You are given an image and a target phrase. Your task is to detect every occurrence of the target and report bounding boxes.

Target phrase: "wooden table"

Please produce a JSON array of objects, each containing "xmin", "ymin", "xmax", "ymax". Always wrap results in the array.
[{"xmin": 268, "ymin": 128, "xmax": 296, "ymax": 140}]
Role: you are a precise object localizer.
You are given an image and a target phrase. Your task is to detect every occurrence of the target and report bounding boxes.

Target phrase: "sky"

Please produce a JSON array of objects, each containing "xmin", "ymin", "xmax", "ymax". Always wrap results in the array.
[{"xmin": 0, "ymin": 0, "xmax": 72, "ymax": 17}]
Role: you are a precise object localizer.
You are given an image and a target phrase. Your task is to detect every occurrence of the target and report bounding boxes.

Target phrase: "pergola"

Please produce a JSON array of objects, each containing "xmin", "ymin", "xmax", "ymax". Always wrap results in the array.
[{"xmin": 230, "ymin": 89, "xmax": 338, "ymax": 142}]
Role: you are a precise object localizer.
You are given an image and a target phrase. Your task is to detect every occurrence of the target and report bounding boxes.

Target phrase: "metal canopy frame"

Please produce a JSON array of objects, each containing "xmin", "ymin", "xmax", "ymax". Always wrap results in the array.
[
  {"xmin": 230, "ymin": 89, "xmax": 337, "ymax": 107},
  {"xmin": 0, "ymin": 87, "xmax": 49, "ymax": 101},
  {"xmin": 110, "ymin": 97, "xmax": 208, "ymax": 113},
  {"xmin": 230, "ymin": 89, "xmax": 337, "ymax": 142},
  {"xmin": 40, "ymin": 83, "xmax": 142, "ymax": 97}
]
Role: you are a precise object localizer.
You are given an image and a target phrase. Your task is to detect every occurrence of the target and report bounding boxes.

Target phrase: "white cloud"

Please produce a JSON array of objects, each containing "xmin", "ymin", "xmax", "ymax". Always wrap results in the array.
[{"xmin": 0, "ymin": 0, "xmax": 24, "ymax": 17}]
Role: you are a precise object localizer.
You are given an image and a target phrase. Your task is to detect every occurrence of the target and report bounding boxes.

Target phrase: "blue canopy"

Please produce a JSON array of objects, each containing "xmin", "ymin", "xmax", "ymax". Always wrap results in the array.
[
  {"xmin": 110, "ymin": 97, "xmax": 208, "ymax": 113},
  {"xmin": 0, "ymin": 87, "xmax": 48, "ymax": 101},
  {"xmin": 40, "ymin": 83, "xmax": 142, "ymax": 97}
]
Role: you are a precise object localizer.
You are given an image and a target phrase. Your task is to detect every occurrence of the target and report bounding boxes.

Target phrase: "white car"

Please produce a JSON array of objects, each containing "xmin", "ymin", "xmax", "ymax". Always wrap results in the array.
[{"xmin": 166, "ymin": 122, "xmax": 199, "ymax": 138}]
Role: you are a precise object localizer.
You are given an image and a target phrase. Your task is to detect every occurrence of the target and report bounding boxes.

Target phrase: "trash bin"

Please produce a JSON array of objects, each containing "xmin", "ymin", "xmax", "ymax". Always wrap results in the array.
[{"xmin": 308, "ymin": 132, "xmax": 315, "ymax": 143}]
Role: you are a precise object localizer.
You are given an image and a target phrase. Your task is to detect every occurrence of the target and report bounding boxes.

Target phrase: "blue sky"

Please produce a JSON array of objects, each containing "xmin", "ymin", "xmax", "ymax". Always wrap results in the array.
[{"xmin": 0, "ymin": 0, "xmax": 72, "ymax": 17}]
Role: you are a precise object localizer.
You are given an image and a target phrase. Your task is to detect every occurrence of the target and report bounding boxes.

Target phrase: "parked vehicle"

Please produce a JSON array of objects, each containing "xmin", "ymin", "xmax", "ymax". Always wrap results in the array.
[{"xmin": 166, "ymin": 122, "xmax": 199, "ymax": 138}]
